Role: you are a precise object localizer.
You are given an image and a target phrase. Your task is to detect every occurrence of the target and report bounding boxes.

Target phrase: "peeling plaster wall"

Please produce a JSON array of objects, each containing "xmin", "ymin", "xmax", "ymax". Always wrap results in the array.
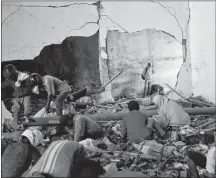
[
  {"xmin": 2, "ymin": 1, "xmax": 196, "ymax": 101},
  {"xmin": 106, "ymin": 29, "xmax": 183, "ymax": 97},
  {"xmin": 99, "ymin": 1, "xmax": 192, "ymax": 98},
  {"xmin": 190, "ymin": 2, "xmax": 215, "ymax": 103}
]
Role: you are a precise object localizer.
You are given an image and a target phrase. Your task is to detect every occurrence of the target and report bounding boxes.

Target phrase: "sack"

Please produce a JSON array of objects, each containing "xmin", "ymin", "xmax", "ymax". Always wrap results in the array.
[
  {"xmin": 33, "ymin": 108, "xmax": 48, "ymax": 118},
  {"xmin": 31, "ymin": 108, "xmax": 48, "ymax": 130},
  {"xmin": 141, "ymin": 74, "xmax": 145, "ymax": 80}
]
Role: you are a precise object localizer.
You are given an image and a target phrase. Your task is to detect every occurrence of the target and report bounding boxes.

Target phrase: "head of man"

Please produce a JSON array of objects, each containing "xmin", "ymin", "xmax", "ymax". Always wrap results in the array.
[
  {"xmin": 71, "ymin": 158, "xmax": 106, "ymax": 178},
  {"xmin": 147, "ymin": 62, "xmax": 152, "ymax": 68},
  {"xmin": 29, "ymin": 73, "xmax": 43, "ymax": 87},
  {"xmin": 127, "ymin": 100, "xmax": 140, "ymax": 111},
  {"xmin": 3, "ymin": 64, "xmax": 18, "ymax": 80}
]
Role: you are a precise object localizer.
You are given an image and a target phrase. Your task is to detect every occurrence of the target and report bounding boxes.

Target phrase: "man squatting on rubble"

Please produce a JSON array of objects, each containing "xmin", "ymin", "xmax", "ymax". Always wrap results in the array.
[
  {"xmin": 1, "ymin": 64, "xmax": 33, "ymax": 123},
  {"xmin": 2, "ymin": 128, "xmax": 42, "ymax": 177},
  {"xmin": 121, "ymin": 94, "xmax": 191, "ymax": 143},
  {"xmin": 24, "ymin": 140, "xmax": 146, "ymax": 178}
]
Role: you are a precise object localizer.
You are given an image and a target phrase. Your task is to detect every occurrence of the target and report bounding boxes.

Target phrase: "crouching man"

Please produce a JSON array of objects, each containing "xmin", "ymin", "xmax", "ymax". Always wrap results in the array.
[
  {"xmin": 29, "ymin": 73, "xmax": 71, "ymax": 116},
  {"xmin": 2, "ymin": 128, "xmax": 42, "ymax": 177},
  {"xmin": 121, "ymin": 100, "xmax": 166, "ymax": 143},
  {"xmin": 26, "ymin": 140, "xmax": 146, "ymax": 178},
  {"xmin": 73, "ymin": 115, "xmax": 103, "ymax": 142},
  {"xmin": 185, "ymin": 145, "xmax": 216, "ymax": 178},
  {"xmin": 25, "ymin": 140, "xmax": 86, "ymax": 178}
]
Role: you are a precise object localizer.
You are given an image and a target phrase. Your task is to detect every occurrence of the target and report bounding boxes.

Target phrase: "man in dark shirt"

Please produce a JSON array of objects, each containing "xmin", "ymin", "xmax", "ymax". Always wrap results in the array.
[
  {"xmin": 1, "ymin": 64, "xmax": 33, "ymax": 122},
  {"xmin": 121, "ymin": 100, "xmax": 165, "ymax": 143}
]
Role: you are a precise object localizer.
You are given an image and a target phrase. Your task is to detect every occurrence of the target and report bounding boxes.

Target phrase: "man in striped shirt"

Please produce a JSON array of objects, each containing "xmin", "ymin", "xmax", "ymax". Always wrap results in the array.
[{"xmin": 26, "ymin": 140, "xmax": 85, "ymax": 178}]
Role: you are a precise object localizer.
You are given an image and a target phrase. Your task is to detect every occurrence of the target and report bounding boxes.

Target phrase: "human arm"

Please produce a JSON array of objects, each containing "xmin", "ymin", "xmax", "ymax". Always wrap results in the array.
[
  {"xmin": 43, "ymin": 76, "xmax": 55, "ymax": 111},
  {"xmin": 152, "ymin": 62, "xmax": 155, "ymax": 74},
  {"xmin": 1, "ymin": 80, "xmax": 11, "ymax": 89},
  {"xmin": 45, "ymin": 94, "xmax": 53, "ymax": 112}
]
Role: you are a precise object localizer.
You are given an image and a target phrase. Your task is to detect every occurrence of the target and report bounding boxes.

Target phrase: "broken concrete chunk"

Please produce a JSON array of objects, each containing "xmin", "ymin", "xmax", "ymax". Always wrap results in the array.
[
  {"xmin": 174, "ymin": 141, "xmax": 186, "ymax": 147},
  {"xmin": 123, "ymin": 88, "xmax": 138, "ymax": 99}
]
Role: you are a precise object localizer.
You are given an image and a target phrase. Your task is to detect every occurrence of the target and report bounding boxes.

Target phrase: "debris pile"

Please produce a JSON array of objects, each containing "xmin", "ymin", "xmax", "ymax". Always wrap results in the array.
[{"xmin": 1, "ymin": 91, "xmax": 216, "ymax": 177}]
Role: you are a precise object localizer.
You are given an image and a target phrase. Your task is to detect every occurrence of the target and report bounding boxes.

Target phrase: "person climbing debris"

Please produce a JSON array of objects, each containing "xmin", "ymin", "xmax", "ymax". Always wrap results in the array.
[
  {"xmin": 121, "ymin": 100, "xmax": 165, "ymax": 143},
  {"xmin": 2, "ymin": 64, "xmax": 33, "ymax": 123},
  {"xmin": 29, "ymin": 73, "xmax": 72, "ymax": 116},
  {"xmin": 141, "ymin": 62, "xmax": 154, "ymax": 97},
  {"xmin": 152, "ymin": 94, "xmax": 191, "ymax": 129},
  {"xmin": 2, "ymin": 128, "xmax": 42, "ymax": 177}
]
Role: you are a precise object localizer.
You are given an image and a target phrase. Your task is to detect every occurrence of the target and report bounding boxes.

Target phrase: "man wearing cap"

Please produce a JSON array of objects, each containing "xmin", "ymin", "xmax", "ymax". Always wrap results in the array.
[{"xmin": 141, "ymin": 62, "xmax": 154, "ymax": 97}]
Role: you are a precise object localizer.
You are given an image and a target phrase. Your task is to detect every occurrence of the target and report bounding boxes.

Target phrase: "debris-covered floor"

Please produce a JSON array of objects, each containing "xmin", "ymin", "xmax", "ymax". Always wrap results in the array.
[{"xmin": 2, "ymin": 91, "xmax": 216, "ymax": 177}]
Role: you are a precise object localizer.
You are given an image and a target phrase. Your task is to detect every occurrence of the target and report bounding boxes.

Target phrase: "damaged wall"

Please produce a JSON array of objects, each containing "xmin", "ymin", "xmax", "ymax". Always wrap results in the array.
[
  {"xmin": 190, "ymin": 2, "xmax": 215, "ymax": 104},
  {"xmin": 2, "ymin": 1, "xmax": 101, "ymax": 88},
  {"xmin": 2, "ymin": 1, "xmax": 99, "ymax": 61},
  {"xmin": 99, "ymin": 1, "xmax": 192, "ymax": 99},
  {"xmin": 106, "ymin": 29, "xmax": 183, "ymax": 97},
  {"xmin": 2, "ymin": 1, "xmax": 214, "ymax": 102}
]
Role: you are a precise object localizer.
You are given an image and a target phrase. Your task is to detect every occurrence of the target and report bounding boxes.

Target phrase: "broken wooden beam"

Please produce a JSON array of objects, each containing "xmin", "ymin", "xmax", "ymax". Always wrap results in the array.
[
  {"xmin": 187, "ymin": 98, "xmax": 214, "ymax": 107},
  {"xmin": 165, "ymin": 83, "xmax": 214, "ymax": 107},
  {"xmin": 86, "ymin": 107, "xmax": 216, "ymax": 121}
]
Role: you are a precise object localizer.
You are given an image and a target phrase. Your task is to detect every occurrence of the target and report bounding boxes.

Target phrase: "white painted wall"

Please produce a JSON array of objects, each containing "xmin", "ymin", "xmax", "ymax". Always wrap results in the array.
[
  {"xmin": 99, "ymin": 1, "xmax": 191, "ymax": 97},
  {"xmin": 190, "ymin": 2, "xmax": 216, "ymax": 103},
  {"xmin": 2, "ymin": 1, "xmax": 99, "ymax": 61},
  {"xmin": 2, "ymin": 1, "xmax": 215, "ymax": 103}
]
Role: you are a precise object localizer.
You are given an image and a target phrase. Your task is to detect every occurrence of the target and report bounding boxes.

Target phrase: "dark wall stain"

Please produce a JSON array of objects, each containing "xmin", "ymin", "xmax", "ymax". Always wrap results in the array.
[
  {"xmin": 2, "ymin": 30, "xmax": 101, "ymax": 92},
  {"xmin": 35, "ymin": 30, "xmax": 101, "ymax": 88}
]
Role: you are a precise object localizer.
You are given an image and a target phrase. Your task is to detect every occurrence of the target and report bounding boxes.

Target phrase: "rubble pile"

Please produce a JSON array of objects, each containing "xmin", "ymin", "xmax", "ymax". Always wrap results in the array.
[{"xmin": 2, "ymin": 93, "xmax": 216, "ymax": 177}]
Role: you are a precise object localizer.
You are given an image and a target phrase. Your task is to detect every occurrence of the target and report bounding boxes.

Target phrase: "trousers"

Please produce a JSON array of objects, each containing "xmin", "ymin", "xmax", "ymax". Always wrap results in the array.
[{"xmin": 11, "ymin": 96, "xmax": 32, "ymax": 119}]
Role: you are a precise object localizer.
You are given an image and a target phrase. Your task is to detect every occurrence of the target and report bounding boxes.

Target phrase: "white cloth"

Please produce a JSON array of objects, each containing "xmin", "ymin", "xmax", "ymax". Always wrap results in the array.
[
  {"xmin": 206, "ymin": 146, "xmax": 216, "ymax": 174},
  {"xmin": 17, "ymin": 71, "xmax": 29, "ymax": 81},
  {"xmin": 15, "ymin": 71, "xmax": 29, "ymax": 87}
]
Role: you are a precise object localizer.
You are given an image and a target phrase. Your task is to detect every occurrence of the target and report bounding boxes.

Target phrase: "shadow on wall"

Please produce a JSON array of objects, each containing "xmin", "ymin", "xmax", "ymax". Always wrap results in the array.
[
  {"xmin": 1, "ymin": 30, "xmax": 101, "ymax": 93},
  {"xmin": 34, "ymin": 30, "xmax": 101, "ymax": 89}
]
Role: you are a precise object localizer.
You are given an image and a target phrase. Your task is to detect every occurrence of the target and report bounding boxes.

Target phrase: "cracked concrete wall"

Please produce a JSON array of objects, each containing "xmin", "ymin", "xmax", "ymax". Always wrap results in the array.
[
  {"xmin": 2, "ymin": 1, "xmax": 99, "ymax": 61},
  {"xmin": 190, "ymin": 2, "xmax": 215, "ymax": 103},
  {"xmin": 106, "ymin": 29, "xmax": 183, "ymax": 97},
  {"xmin": 100, "ymin": 1, "xmax": 192, "ymax": 99},
  {"xmin": 4, "ymin": 1, "xmax": 212, "ymax": 102},
  {"xmin": 2, "ymin": 1, "xmax": 103, "ymax": 89}
]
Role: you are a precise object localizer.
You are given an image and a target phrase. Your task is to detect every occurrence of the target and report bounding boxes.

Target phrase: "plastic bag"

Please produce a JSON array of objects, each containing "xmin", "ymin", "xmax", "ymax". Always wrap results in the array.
[
  {"xmin": 33, "ymin": 108, "xmax": 48, "ymax": 118},
  {"xmin": 30, "ymin": 108, "xmax": 48, "ymax": 130}
]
